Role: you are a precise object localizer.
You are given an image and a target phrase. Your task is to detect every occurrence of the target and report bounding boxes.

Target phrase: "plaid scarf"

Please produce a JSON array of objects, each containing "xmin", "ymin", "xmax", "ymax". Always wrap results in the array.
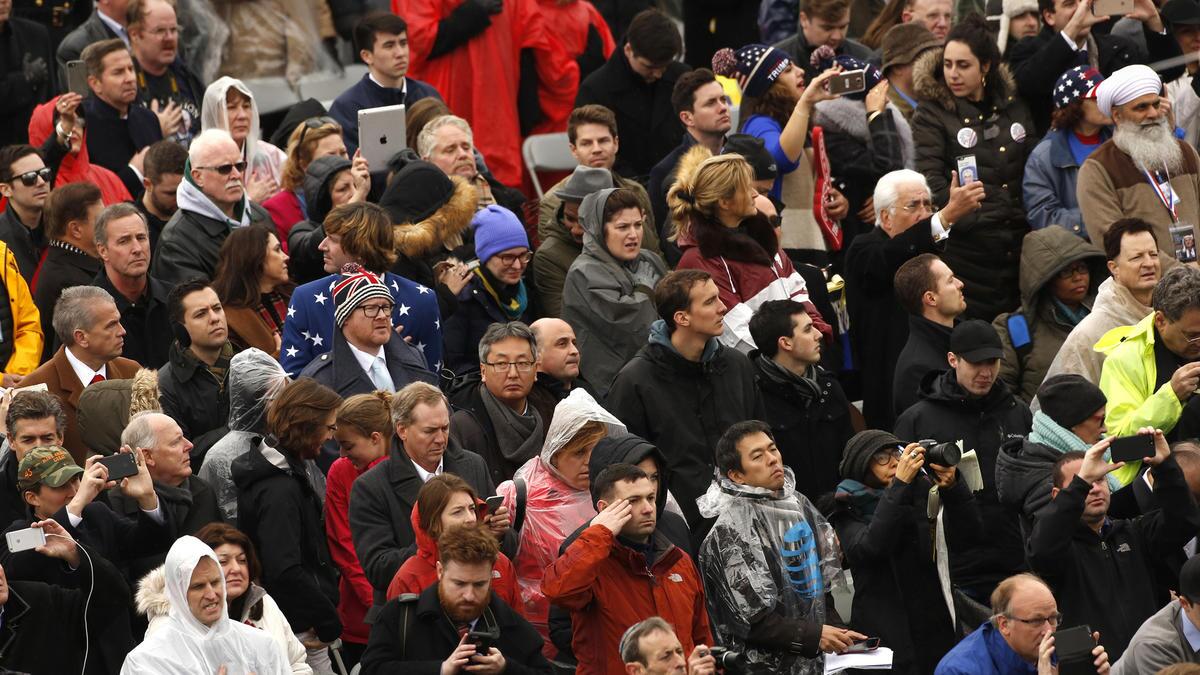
[{"xmin": 256, "ymin": 291, "xmax": 290, "ymax": 335}]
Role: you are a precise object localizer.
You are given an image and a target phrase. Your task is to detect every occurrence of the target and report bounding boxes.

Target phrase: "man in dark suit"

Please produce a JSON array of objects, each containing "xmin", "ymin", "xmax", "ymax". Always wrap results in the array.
[
  {"xmin": 80, "ymin": 39, "xmax": 162, "ymax": 198},
  {"xmin": 843, "ymin": 169, "xmax": 982, "ymax": 429},
  {"xmin": 21, "ymin": 285, "xmax": 141, "ymax": 464},
  {"xmin": 55, "ymin": 0, "xmax": 126, "ymax": 73},
  {"xmin": 33, "ymin": 181, "xmax": 103, "ymax": 363},
  {"xmin": 349, "ymin": 381, "xmax": 510, "ymax": 612},
  {"xmin": 0, "ymin": 3, "xmax": 55, "ymax": 147}
]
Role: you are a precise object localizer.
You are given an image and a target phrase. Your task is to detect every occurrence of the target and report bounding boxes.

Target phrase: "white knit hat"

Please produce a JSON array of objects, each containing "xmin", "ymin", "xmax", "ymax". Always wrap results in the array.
[{"xmin": 998, "ymin": 0, "xmax": 1040, "ymax": 54}]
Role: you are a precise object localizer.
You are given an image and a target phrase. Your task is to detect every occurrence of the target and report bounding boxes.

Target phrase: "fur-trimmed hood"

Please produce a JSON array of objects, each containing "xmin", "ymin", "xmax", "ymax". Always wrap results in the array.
[
  {"xmin": 912, "ymin": 46, "xmax": 1020, "ymax": 112},
  {"xmin": 391, "ymin": 176, "xmax": 478, "ymax": 259},
  {"xmin": 813, "ymin": 96, "xmax": 916, "ymax": 167},
  {"xmin": 671, "ymin": 144, "xmax": 779, "ymax": 265},
  {"xmin": 136, "ymin": 564, "xmax": 267, "ymax": 624}
]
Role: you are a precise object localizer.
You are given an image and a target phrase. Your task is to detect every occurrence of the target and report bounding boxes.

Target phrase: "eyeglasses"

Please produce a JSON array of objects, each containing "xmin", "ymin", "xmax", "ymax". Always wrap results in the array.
[
  {"xmin": 195, "ymin": 161, "xmax": 247, "ymax": 176},
  {"xmin": 495, "ymin": 251, "xmax": 532, "ymax": 267},
  {"xmin": 298, "ymin": 116, "xmax": 338, "ymax": 146},
  {"xmin": 1182, "ymin": 331, "xmax": 1200, "ymax": 345},
  {"xmin": 10, "ymin": 168, "xmax": 51, "ymax": 187},
  {"xmin": 1005, "ymin": 613, "xmax": 1063, "ymax": 627},
  {"xmin": 871, "ymin": 448, "xmax": 902, "ymax": 465},
  {"xmin": 483, "ymin": 360, "xmax": 536, "ymax": 374},
  {"xmin": 358, "ymin": 302, "xmax": 394, "ymax": 318},
  {"xmin": 898, "ymin": 199, "xmax": 934, "ymax": 213},
  {"xmin": 1056, "ymin": 262, "xmax": 1089, "ymax": 280}
]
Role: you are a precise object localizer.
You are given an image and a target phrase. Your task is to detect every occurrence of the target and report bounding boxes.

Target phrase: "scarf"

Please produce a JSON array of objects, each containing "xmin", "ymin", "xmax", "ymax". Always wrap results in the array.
[
  {"xmin": 480, "ymin": 384, "xmax": 544, "ymax": 463},
  {"xmin": 475, "ymin": 266, "xmax": 527, "ymax": 320},
  {"xmin": 755, "ymin": 353, "xmax": 821, "ymax": 402},
  {"xmin": 204, "ymin": 342, "xmax": 235, "ymax": 395},
  {"xmin": 154, "ymin": 478, "xmax": 196, "ymax": 527},
  {"xmin": 835, "ymin": 478, "xmax": 883, "ymax": 518},
  {"xmin": 1051, "ymin": 298, "xmax": 1090, "ymax": 328},
  {"xmin": 1028, "ymin": 410, "xmax": 1121, "ymax": 492},
  {"xmin": 256, "ymin": 290, "xmax": 290, "ymax": 334}
]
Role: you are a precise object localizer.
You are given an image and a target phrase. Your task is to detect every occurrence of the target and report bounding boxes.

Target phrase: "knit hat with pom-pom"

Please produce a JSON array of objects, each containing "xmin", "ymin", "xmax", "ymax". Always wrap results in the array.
[
  {"xmin": 712, "ymin": 44, "xmax": 792, "ymax": 98},
  {"xmin": 811, "ymin": 47, "xmax": 883, "ymax": 101}
]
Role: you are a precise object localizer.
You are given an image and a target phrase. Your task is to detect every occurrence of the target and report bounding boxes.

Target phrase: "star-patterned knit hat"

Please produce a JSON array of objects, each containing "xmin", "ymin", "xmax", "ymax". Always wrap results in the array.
[
  {"xmin": 1054, "ymin": 66, "xmax": 1104, "ymax": 110},
  {"xmin": 712, "ymin": 44, "xmax": 792, "ymax": 98},
  {"xmin": 332, "ymin": 263, "xmax": 393, "ymax": 328}
]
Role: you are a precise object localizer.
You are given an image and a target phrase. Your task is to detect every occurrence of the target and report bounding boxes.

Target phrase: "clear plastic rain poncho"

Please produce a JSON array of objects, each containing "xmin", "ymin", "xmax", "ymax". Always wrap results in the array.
[
  {"xmin": 120, "ymin": 536, "xmax": 289, "ymax": 675},
  {"xmin": 696, "ymin": 467, "xmax": 845, "ymax": 675},
  {"xmin": 496, "ymin": 388, "xmax": 626, "ymax": 645},
  {"xmin": 196, "ymin": 349, "xmax": 291, "ymax": 523},
  {"xmin": 201, "ymin": 77, "xmax": 288, "ymax": 188}
]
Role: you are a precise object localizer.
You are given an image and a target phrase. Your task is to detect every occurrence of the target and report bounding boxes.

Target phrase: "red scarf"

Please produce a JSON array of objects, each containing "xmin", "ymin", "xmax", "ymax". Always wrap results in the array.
[{"xmin": 28, "ymin": 97, "xmax": 132, "ymax": 206}]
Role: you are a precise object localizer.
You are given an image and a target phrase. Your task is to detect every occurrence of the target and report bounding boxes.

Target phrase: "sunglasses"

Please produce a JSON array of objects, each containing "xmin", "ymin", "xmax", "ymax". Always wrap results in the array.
[
  {"xmin": 10, "ymin": 168, "xmax": 51, "ymax": 187},
  {"xmin": 195, "ymin": 161, "xmax": 247, "ymax": 176},
  {"xmin": 298, "ymin": 116, "xmax": 338, "ymax": 146}
]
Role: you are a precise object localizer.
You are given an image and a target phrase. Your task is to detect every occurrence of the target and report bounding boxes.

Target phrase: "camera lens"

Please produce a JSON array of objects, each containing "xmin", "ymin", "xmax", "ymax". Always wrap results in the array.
[{"xmin": 918, "ymin": 439, "xmax": 962, "ymax": 466}]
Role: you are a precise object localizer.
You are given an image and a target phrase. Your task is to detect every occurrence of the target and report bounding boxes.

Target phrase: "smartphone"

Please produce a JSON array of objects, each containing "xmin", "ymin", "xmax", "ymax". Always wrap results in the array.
[
  {"xmin": 1092, "ymin": 0, "xmax": 1133, "ymax": 14},
  {"xmin": 485, "ymin": 495, "xmax": 504, "ymax": 513},
  {"xmin": 466, "ymin": 629, "xmax": 494, "ymax": 656},
  {"xmin": 5, "ymin": 526, "xmax": 45, "ymax": 553},
  {"xmin": 956, "ymin": 155, "xmax": 979, "ymax": 185},
  {"xmin": 828, "ymin": 70, "xmax": 866, "ymax": 96},
  {"xmin": 845, "ymin": 637, "xmax": 880, "ymax": 653},
  {"xmin": 1054, "ymin": 625, "xmax": 1097, "ymax": 675},
  {"xmin": 97, "ymin": 452, "xmax": 139, "ymax": 481},
  {"xmin": 1109, "ymin": 435, "xmax": 1154, "ymax": 464},
  {"xmin": 65, "ymin": 60, "xmax": 89, "ymax": 97}
]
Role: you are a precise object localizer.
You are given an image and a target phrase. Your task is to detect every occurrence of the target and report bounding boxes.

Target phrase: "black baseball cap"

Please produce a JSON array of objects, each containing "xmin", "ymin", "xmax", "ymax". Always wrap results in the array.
[
  {"xmin": 1163, "ymin": 0, "xmax": 1200, "ymax": 25},
  {"xmin": 950, "ymin": 319, "xmax": 1003, "ymax": 363},
  {"xmin": 1181, "ymin": 554, "xmax": 1200, "ymax": 601}
]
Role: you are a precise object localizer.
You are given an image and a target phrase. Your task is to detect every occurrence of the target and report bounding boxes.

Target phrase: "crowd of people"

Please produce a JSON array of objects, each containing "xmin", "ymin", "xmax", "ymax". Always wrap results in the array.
[{"xmin": 8, "ymin": 0, "xmax": 1200, "ymax": 673}]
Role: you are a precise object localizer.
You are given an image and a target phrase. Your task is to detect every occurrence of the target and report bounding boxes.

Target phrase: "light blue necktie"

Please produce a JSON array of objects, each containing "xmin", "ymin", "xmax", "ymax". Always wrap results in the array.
[{"xmin": 369, "ymin": 358, "xmax": 395, "ymax": 393}]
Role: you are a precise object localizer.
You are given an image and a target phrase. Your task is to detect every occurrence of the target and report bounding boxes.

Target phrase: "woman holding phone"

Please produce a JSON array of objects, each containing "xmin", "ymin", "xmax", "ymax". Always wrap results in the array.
[{"xmin": 911, "ymin": 14, "xmax": 1034, "ymax": 321}]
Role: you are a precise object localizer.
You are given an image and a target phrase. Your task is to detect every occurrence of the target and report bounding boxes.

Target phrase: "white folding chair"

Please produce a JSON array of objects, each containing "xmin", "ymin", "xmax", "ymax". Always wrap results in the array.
[{"xmin": 521, "ymin": 132, "xmax": 578, "ymax": 198}]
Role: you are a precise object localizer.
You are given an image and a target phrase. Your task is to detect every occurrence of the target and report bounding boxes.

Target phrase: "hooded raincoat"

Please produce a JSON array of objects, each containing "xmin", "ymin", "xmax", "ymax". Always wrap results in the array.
[
  {"xmin": 495, "ymin": 388, "xmax": 625, "ymax": 650},
  {"xmin": 120, "ymin": 536, "xmax": 290, "ymax": 675},
  {"xmin": 992, "ymin": 227, "xmax": 1106, "ymax": 402},
  {"xmin": 1041, "ymin": 277, "xmax": 1153, "ymax": 387},
  {"xmin": 697, "ymin": 468, "xmax": 844, "ymax": 675},
  {"xmin": 200, "ymin": 79, "xmax": 285, "ymax": 190},
  {"xmin": 562, "ymin": 188, "xmax": 667, "ymax": 397}
]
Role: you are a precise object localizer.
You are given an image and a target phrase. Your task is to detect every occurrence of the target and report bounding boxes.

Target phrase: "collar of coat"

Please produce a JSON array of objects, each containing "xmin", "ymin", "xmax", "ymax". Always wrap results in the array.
[{"xmin": 912, "ymin": 47, "xmax": 1019, "ymax": 113}]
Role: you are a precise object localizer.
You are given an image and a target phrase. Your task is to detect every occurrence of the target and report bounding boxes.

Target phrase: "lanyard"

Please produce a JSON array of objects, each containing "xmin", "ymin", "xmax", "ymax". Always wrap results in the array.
[{"xmin": 1145, "ymin": 168, "xmax": 1178, "ymax": 222}]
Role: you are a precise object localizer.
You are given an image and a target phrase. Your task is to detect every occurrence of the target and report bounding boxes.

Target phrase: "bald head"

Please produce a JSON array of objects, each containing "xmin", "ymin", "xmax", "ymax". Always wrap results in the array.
[
  {"xmin": 188, "ymin": 129, "xmax": 244, "ymax": 213},
  {"xmin": 531, "ymin": 318, "xmax": 580, "ymax": 383},
  {"xmin": 992, "ymin": 574, "xmax": 1058, "ymax": 663}
]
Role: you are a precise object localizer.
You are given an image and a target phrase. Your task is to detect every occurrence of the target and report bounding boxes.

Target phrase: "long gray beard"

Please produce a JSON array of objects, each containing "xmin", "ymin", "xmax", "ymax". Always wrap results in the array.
[{"xmin": 1113, "ymin": 118, "xmax": 1184, "ymax": 174}]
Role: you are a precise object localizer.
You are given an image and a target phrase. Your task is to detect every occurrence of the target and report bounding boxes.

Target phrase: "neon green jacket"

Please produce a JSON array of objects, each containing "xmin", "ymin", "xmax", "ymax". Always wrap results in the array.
[{"xmin": 1097, "ymin": 313, "xmax": 1182, "ymax": 485}]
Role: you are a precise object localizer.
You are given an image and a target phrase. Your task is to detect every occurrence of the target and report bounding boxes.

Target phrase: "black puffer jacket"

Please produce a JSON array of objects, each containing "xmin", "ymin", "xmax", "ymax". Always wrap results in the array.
[
  {"xmin": 911, "ymin": 48, "xmax": 1034, "ymax": 321},
  {"xmin": 286, "ymin": 155, "xmax": 352, "ymax": 285},
  {"xmin": 157, "ymin": 341, "xmax": 230, "ymax": 469},
  {"xmin": 893, "ymin": 368, "xmax": 1032, "ymax": 596},
  {"xmin": 231, "ymin": 440, "xmax": 342, "ymax": 643},
  {"xmin": 994, "ymin": 436, "xmax": 1069, "ymax": 537}
]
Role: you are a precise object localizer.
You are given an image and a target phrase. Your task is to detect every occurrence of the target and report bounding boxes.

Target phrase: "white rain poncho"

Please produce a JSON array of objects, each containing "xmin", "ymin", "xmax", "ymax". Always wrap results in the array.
[
  {"xmin": 197, "ymin": 348, "xmax": 291, "ymax": 523},
  {"xmin": 497, "ymin": 388, "xmax": 625, "ymax": 644},
  {"xmin": 697, "ymin": 467, "xmax": 844, "ymax": 675},
  {"xmin": 121, "ymin": 536, "xmax": 289, "ymax": 675},
  {"xmin": 201, "ymin": 77, "xmax": 288, "ymax": 189}
]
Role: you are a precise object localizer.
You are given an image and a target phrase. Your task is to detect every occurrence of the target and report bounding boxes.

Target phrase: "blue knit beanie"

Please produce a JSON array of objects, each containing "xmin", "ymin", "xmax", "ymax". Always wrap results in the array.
[{"xmin": 472, "ymin": 205, "xmax": 529, "ymax": 263}]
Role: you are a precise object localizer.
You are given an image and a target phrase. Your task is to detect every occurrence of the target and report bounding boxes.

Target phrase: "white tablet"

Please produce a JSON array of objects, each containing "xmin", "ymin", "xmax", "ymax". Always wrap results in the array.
[{"xmin": 358, "ymin": 104, "xmax": 407, "ymax": 169}]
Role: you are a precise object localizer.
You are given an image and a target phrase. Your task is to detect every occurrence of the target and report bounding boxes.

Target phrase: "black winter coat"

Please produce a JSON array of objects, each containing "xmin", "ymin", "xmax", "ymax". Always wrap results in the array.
[
  {"xmin": 0, "ymin": 204, "xmax": 44, "ymax": 283},
  {"xmin": 0, "ymin": 544, "xmax": 129, "ymax": 675},
  {"xmin": 827, "ymin": 475, "xmax": 982, "ymax": 674},
  {"xmin": 0, "ymin": 18, "xmax": 54, "ymax": 149},
  {"xmin": 151, "ymin": 201, "xmax": 273, "ymax": 288},
  {"xmin": 108, "ymin": 475, "xmax": 223, "ymax": 583},
  {"xmin": 681, "ymin": 1, "xmax": 758, "ymax": 70},
  {"xmin": 844, "ymin": 222, "xmax": 940, "ymax": 429},
  {"xmin": 442, "ymin": 275, "xmax": 534, "ymax": 376},
  {"xmin": 1028, "ymin": 455, "xmax": 1200, "ymax": 661},
  {"xmin": 1009, "ymin": 26, "xmax": 1182, "ymax": 135},
  {"xmin": 994, "ymin": 437, "xmax": 1069, "ymax": 537},
  {"xmin": 752, "ymin": 353, "xmax": 854, "ymax": 502},
  {"xmin": 348, "ymin": 438, "xmax": 499, "ymax": 609},
  {"xmin": 94, "ymin": 269, "xmax": 172, "ymax": 369},
  {"xmin": 32, "ymin": 242, "xmax": 101, "ymax": 362},
  {"xmin": 574, "ymin": 45, "xmax": 690, "ymax": 180},
  {"xmin": 299, "ymin": 329, "xmax": 436, "ymax": 400},
  {"xmin": 158, "ymin": 341, "xmax": 229, "ymax": 468},
  {"xmin": 893, "ymin": 369, "xmax": 1032, "ymax": 596},
  {"xmin": 82, "ymin": 96, "xmax": 162, "ymax": 198},
  {"xmin": 606, "ymin": 331, "xmax": 762, "ymax": 529},
  {"xmin": 360, "ymin": 583, "xmax": 551, "ymax": 675},
  {"xmin": 232, "ymin": 442, "xmax": 342, "ymax": 643},
  {"xmin": 448, "ymin": 377, "xmax": 544, "ymax": 487},
  {"xmin": 892, "ymin": 315, "xmax": 952, "ymax": 418},
  {"xmin": 911, "ymin": 48, "xmax": 1033, "ymax": 322}
]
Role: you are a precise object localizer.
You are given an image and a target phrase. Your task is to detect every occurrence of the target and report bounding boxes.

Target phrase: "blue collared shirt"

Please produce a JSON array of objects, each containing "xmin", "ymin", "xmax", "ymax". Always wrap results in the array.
[
  {"xmin": 97, "ymin": 10, "xmax": 130, "ymax": 45},
  {"xmin": 1180, "ymin": 607, "xmax": 1200, "ymax": 653}
]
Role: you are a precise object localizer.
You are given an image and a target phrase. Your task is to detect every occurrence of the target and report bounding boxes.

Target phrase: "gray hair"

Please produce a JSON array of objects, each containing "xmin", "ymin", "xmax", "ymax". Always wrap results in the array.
[
  {"xmin": 93, "ymin": 202, "xmax": 147, "ymax": 249},
  {"xmin": 477, "ymin": 321, "xmax": 538, "ymax": 364},
  {"xmin": 416, "ymin": 115, "xmax": 473, "ymax": 160},
  {"xmin": 1152, "ymin": 266, "xmax": 1200, "ymax": 321},
  {"xmin": 121, "ymin": 411, "xmax": 163, "ymax": 451},
  {"xmin": 189, "ymin": 127, "xmax": 236, "ymax": 165},
  {"xmin": 618, "ymin": 617, "xmax": 676, "ymax": 665},
  {"xmin": 873, "ymin": 169, "xmax": 931, "ymax": 226},
  {"xmin": 52, "ymin": 286, "xmax": 116, "ymax": 346},
  {"xmin": 389, "ymin": 381, "xmax": 450, "ymax": 428}
]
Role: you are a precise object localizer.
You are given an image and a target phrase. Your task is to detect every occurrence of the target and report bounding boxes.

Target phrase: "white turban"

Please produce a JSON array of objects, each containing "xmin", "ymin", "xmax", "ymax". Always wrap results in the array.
[{"xmin": 1095, "ymin": 64, "xmax": 1162, "ymax": 117}]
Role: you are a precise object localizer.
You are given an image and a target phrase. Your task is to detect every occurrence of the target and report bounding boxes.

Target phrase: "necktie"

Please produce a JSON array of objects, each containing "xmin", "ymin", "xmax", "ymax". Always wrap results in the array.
[
  {"xmin": 89, "ymin": 373, "xmax": 105, "ymax": 385},
  {"xmin": 1076, "ymin": 49, "xmax": 1089, "ymax": 67},
  {"xmin": 369, "ymin": 358, "xmax": 394, "ymax": 393}
]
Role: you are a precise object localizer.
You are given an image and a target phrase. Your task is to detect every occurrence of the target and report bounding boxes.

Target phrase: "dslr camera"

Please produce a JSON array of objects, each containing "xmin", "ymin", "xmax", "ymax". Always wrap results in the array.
[
  {"xmin": 708, "ymin": 646, "xmax": 745, "ymax": 673},
  {"xmin": 917, "ymin": 439, "xmax": 962, "ymax": 467}
]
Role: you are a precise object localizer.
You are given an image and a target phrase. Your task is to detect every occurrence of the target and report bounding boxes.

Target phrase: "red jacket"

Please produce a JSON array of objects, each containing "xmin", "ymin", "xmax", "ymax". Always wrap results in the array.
[
  {"xmin": 261, "ymin": 189, "xmax": 304, "ymax": 250},
  {"xmin": 533, "ymin": 0, "xmax": 614, "ymax": 132},
  {"xmin": 393, "ymin": 0, "xmax": 579, "ymax": 187},
  {"xmin": 542, "ymin": 524, "xmax": 713, "ymax": 675},
  {"xmin": 28, "ymin": 98, "xmax": 132, "ymax": 206},
  {"xmin": 324, "ymin": 456, "xmax": 383, "ymax": 645},
  {"xmin": 385, "ymin": 500, "xmax": 521, "ymax": 610}
]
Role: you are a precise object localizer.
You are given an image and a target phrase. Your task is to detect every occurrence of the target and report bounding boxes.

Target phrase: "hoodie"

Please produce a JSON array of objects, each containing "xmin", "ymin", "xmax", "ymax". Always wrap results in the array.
[
  {"xmin": 285, "ymin": 155, "xmax": 352, "ymax": 281},
  {"xmin": 562, "ymin": 188, "xmax": 667, "ymax": 397},
  {"xmin": 177, "ymin": 158, "xmax": 253, "ymax": 228}
]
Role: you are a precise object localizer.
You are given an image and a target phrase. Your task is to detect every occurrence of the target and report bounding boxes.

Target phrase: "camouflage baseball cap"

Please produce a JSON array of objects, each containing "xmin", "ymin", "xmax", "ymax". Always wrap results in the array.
[{"xmin": 17, "ymin": 446, "xmax": 83, "ymax": 491}]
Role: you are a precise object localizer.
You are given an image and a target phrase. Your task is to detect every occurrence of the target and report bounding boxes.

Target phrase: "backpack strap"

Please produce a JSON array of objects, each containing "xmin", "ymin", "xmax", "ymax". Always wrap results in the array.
[
  {"xmin": 395, "ymin": 593, "xmax": 420, "ymax": 660},
  {"xmin": 512, "ymin": 476, "xmax": 528, "ymax": 533},
  {"xmin": 1006, "ymin": 312, "xmax": 1032, "ymax": 366}
]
